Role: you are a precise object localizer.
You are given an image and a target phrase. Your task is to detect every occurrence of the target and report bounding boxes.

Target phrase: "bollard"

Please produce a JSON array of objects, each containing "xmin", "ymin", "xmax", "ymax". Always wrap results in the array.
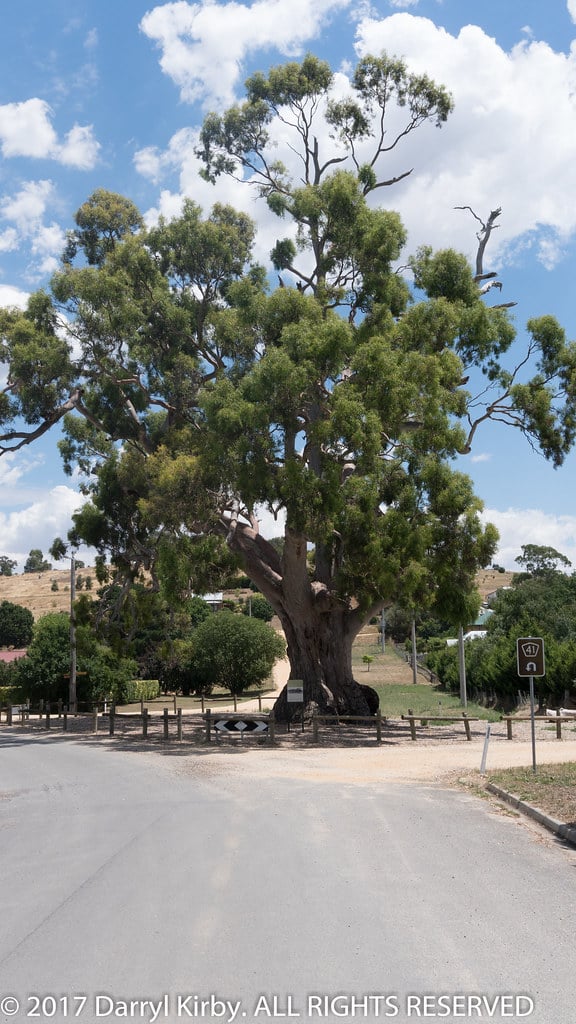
[
  {"xmin": 163, "ymin": 707, "xmax": 169, "ymax": 740},
  {"xmin": 177, "ymin": 707, "xmax": 182, "ymax": 741},
  {"xmin": 93, "ymin": 708, "xmax": 99, "ymax": 733},
  {"xmin": 109, "ymin": 703, "xmax": 115, "ymax": 736},
  {"xmin": 57, "ymin": 699, "xmax": 63, "ymax": 718},
  {"xmin": 376, "ymin": 710, "xmax": 382, "ymax": 745},
  {"xmin": 205, "ymin": 709, "xmax": 212, "ymax": 743},
  {"xmin": 233, "ymin": 694, "xmax": 238, "ymax": 712},
  {"xmin": 462, "ymin": 713, "xmax": 471, "ymax": 741},
  {"xmin": 63, "ymin": 710, "xmax": 68, "ymax": 732},
  {"xmin": 312, "ymin": 714, "xmax": 318, "ymax": 743},
  {"xmin": 407, "ymin": 710, "xmax": 417, "ymax": 741},
  {"xmin": 7, "ymin": 705, "xmax": 12, "ymax": 726},
  {"xmin": 142, "ymin": 708, "xmax": 149, "ymax": 739},
  {"xmin": 173, "ymin": 694, "xmax": 177, "ymax": 713},
  {"xmin": 269, "ymin": 710, "xmax": 275, "ymax": 743},
  {"xmin": 45, "ymin": 709, "xmax": 50, "ymax": 730}
]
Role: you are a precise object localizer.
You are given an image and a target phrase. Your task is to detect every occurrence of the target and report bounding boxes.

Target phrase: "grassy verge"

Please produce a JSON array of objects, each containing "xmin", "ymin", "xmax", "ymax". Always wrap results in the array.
[
  {"xmin": 488, "ymin": 763, "xmax": 576, "ymax": 824},
  {"xmin": 371, "ymin": 683, "xmax": 499, "ymax": 721}
]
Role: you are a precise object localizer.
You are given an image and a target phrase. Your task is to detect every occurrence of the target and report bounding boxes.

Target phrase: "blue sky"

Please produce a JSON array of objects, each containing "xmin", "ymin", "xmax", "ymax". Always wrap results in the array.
[{"xmin": 1, "ymin": 0, "xmax": 576, "ymax": 570}]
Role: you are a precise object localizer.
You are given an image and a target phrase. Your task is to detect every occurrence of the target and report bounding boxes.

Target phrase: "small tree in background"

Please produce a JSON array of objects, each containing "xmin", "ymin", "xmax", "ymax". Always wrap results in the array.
[
  {"xmin": 190, "ymin": 612, "xmax": 285, "ymax": 695},
  {"xmin": 0, "ymin": 556, "xmax": 17, "ymax": 577},
  {"xmin": 243, "ymin": 595, "xmax": 275, "ymax": 621},
  {"xmin": 23, "ymin": 549, "xmax": 52, "ymax": 574},
  {"xmin": 0, "ymin": 601, "xmax": 34, "ymax": 647}
]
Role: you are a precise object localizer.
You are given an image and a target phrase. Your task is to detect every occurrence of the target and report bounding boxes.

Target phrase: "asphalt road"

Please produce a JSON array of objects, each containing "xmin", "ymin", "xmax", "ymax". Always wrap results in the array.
[{"xmin": 0, "ymin": 733, "xmax": 574, "ymax": 1024}]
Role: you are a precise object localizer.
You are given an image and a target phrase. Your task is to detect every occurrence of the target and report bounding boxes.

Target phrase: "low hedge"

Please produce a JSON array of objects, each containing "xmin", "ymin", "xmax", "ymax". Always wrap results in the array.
[{"xmin": 121, "ymin": 679, "xmax": 161, "ymax": 702}]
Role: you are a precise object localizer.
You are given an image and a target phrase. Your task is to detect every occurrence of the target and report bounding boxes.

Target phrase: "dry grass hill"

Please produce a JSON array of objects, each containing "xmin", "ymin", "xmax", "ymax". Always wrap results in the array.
[
  {"xmin": 0, "ymin": 565, "xmax": 515, "ymax": 623},
  {"xmin": 0, "ymin": 567, "xmax": 98, "ymax": 620}
]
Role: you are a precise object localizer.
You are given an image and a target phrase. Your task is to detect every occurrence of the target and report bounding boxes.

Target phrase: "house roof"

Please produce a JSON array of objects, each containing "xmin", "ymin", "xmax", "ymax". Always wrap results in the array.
[{"xmin": 0, "ymin": 649, "xmax": 27, "ymax": 663}]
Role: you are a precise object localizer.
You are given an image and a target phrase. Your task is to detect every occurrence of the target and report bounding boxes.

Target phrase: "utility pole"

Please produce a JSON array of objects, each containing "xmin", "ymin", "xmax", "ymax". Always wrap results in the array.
[
  {"xmin": 69, "ymin": 552, "xmax": 77, "ymax": 713},
  {"xmin": 411, "ymin": 616, "xmax": 418, "ymax": 685},
  {"xmin": 458, "ymin": 625, "xmax": 467, "ymax": 708}
]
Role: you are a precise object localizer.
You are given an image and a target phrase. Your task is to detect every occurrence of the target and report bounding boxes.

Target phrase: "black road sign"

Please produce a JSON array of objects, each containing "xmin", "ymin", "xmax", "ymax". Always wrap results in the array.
[
  {"xmin": 517, "ymin": 637, "xmax": 545, "ymax": 677},
  {"xmin": 214, "ymin": 719, "xmax": 268, "ymax": 733}
]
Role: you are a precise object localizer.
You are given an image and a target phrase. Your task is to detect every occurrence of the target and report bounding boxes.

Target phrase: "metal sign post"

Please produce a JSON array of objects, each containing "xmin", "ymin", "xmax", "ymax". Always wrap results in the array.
[
  {"xmin": 287, "ymin": 680, "xmax": 305, "ymax": 732},
  {"xmin": 516, "ymin": 638, "xmax": 546, "ymax": 773}
]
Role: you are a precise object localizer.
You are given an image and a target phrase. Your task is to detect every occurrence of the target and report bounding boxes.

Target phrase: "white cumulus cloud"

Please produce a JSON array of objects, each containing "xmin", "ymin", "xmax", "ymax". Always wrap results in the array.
[
  {"xmin": 0, "ymin": 486, "xmax": 93, "ymax": 572},
  {"xmin": 482, "ymin": 507, "xmax": 576, "ymax": 571},
  {"xmin": 352, "ymin": 14, "xmax": 576, "ymax": 267},
  {"xmin": 140, "ymin": 0, "xmax": 352, "ymax": 108},
  {"xmin": 0, "ymin": 98, "xmax": 100, "ymax": 169}
]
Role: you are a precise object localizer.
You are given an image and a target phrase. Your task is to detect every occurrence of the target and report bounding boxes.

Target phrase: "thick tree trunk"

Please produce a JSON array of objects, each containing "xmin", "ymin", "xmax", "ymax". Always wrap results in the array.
[
  {"xmin": 273, "ymin": 605, "xmax": 377, "ymax": 722},
  {"xmin": 226, "ymin": 520, "xmax": 380, "ymax": 722}
]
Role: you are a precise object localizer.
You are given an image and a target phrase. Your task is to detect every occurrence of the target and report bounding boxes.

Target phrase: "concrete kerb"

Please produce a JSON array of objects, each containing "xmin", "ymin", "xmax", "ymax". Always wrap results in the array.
[{"xmin": 486, "ymin": 782, "xmax": 576, "ymax": 849}]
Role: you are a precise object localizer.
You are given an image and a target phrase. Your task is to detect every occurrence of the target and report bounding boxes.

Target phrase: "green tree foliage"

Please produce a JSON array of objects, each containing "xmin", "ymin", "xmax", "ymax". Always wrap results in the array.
[
  {"xmin": 23, "ymin": 549, "xmax": 52, "ymax": 574},
  {"xmin": 1, "ymin": 53, "xmax": 575, "ymax": 717},
  {"xmin": 514, "ymin": 544, "xmax": 572, "ymax": 577},
  {"xmin": 13, "ymin": 611, "xmax": 137, "ymax": 705},
  {"xmin": 0, "ymin": 600, "xmax": 34, "ymax": 646},
  {"xmin": 243, "ymin": 595, "xmax": 275, "ymax": 621},
  {"xmin": 0, "ymin": 556, "xmax": 17, "ymax": 576},
  {"xmin": 427, "ymin": 558, "xmax": 576, "ymax": 706},
  {"xmin": 189, "ymin": 612, "xmax": 285, "ymax": 695}
]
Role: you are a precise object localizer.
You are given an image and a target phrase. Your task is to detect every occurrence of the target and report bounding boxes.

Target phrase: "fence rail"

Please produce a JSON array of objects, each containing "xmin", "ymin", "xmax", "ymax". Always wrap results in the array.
[{"xmin": 2, "ymin": 702, "xmax": 575, "ymax": 747}]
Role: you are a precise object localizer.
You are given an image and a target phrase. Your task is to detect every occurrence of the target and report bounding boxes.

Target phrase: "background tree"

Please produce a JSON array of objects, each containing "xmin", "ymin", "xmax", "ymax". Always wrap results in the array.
[
  {"xmin": 23, "ymin": 549, "xmax": 52, "ymax": 574},
  {"xmin": 243, "ymin": 594, "xmax": 275, "ymax": 621},
  {"xmin": 188, "ymin": 612, "xmax": 285, "ymax": 695},
  {"xmin": 427, "ymin": 553, "xmax": 576, "ymax": 706},
  {"xmin": 0, "ymin": 556, "xmax": 17, "ymax": 577},
  {"xmin": 514, "ymin": 543, "xmax": 572, "ymax": 577},
  {"xmin": 0, "ymin": 600, "xmax": 34, "ymax": 647},
  {"xmin": 12, "ymin": 611, "xmax": 137, "ymax": 705},
  {"xmin": 1, "ymin": 53, "xmax": 576, "ymax": 719}
]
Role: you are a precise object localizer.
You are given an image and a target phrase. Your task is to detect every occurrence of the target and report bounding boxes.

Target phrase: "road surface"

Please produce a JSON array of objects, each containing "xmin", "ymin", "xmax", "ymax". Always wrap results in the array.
[{"xmin": 0, "ymin": 732, "xmax": 574, "ymax": 1023}]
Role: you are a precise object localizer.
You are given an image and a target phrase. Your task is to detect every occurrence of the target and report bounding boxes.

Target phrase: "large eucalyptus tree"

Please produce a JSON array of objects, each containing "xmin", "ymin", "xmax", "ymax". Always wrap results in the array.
[{"xmin": 1, "ymin": 55, "xmax": 575, "ymax": 718}]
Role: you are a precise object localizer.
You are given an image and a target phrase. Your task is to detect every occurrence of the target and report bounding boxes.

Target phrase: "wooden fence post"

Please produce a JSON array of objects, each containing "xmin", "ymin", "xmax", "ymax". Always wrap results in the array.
[
  {"xmin": 506, "ymin": 717, "xmax": 513, "ymax": 741},
  {"xmin": 233, "ymin": 694, "xmax": 238, "ymax": 712},
  {"xmin": 312, "ymin": 714, "xmax": 319, "ymax": 743},
  {"xmin": 109, "ymin": 703, "xmax": 115, "ymax": 736},
  {"xmin": 173, "ymin": 694, "xmax": 177, "ymax": 713},
  {"xmin": 163, "ymin": 707, "xmax": 169, "ymax": 740},
  {"xmin": 177, "ymin": 707, "xmax": 182, "ymax": 741},
  {"xmin": 376, "ymin": 710, "xmax": 382, "ymax": 745},
  {"xmin": 205, "ymin": 709, "xmax": 212, "ymax": 743},
  {"xmin": 7, "ymin": 705, "xmax": 12, "ymax": 726},
  {"xmin": 63, "ymin": 709, "xmax": 68, "ymax": 732},
  {"xmin": 57, "ymin": 699, "xmax": 63, "ymax": 718},
  {"xmin": 45, "ymin": 709, "xmax": 50, "ymax": 730},
  {"xmin": 407, "ymin": 710, "xmax": 417, "ymax": 741},
  {"xmin": 142, "ymin": 708, "xmax": 149, "ymax": 739},
  {"xmin": 462, "ymin": 713, "xmax": 471, "ymax": 741},
  {"xmin": 269, "ymin": 711, "xmax": 275, "ymax": 744}
]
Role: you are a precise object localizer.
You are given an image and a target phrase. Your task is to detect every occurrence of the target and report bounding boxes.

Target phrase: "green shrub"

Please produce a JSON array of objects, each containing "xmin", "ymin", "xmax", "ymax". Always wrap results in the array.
[
  {"xmin": 0, "ymin": 684, "xmax": 19, "ymax": 705},
  {"xmin": 243, "ymin": 595, "xmax": 274, "ymax": 621},
  {"xmin": 121, "ymin": 679, "xmax": 161, "ymax": 702}
]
